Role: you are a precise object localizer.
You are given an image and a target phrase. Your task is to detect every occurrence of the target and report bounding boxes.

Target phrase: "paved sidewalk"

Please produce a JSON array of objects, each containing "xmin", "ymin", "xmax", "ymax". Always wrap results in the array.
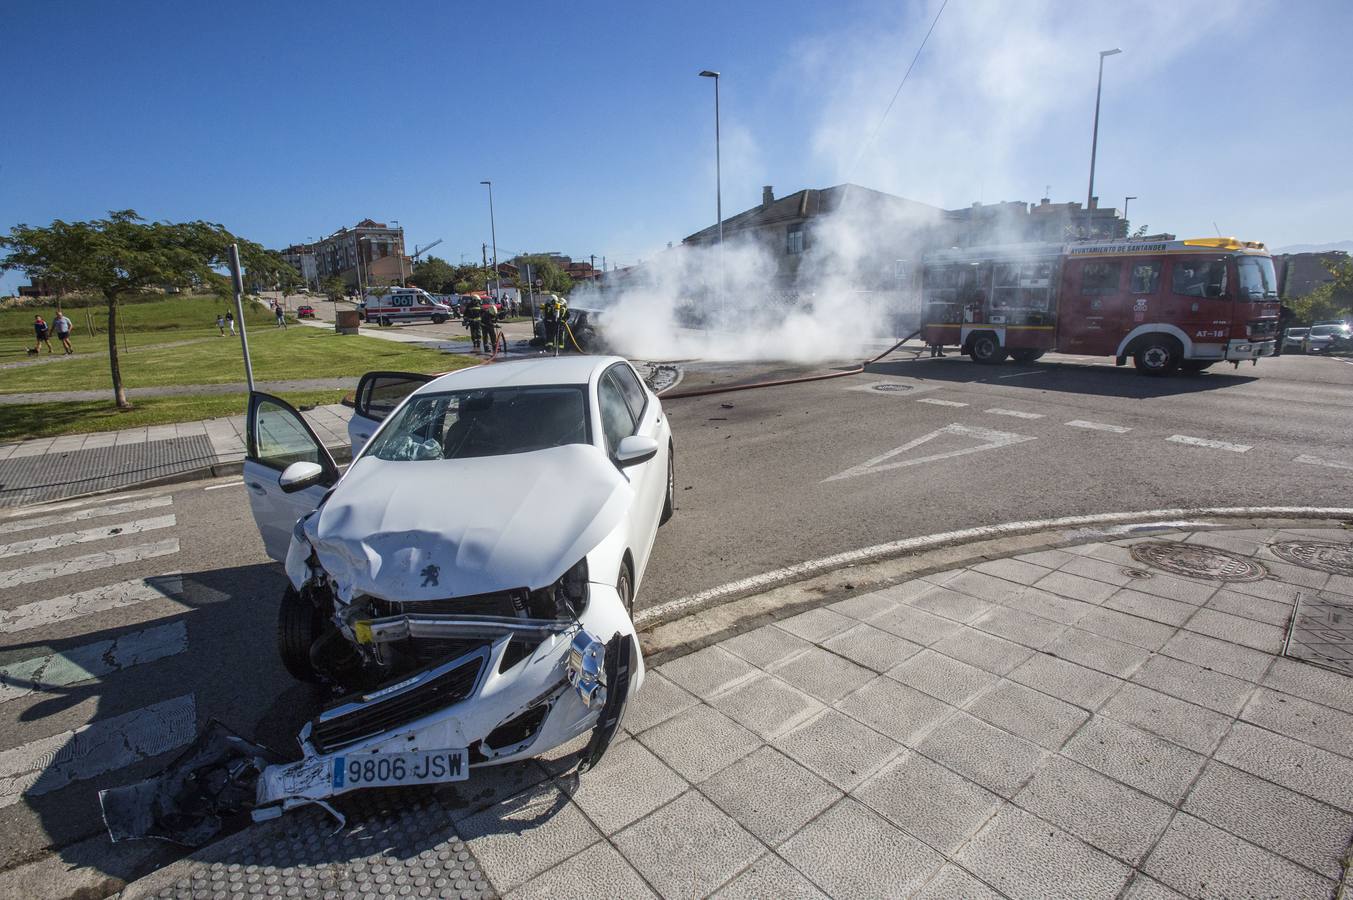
[{"xmin": 119, "ymin": 521, "xmax": 1353, "ymax": 900}]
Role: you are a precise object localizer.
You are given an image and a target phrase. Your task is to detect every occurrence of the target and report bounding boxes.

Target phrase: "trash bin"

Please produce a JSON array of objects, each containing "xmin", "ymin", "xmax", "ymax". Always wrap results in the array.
[{"xmin": 335, "ymin": 309, "xmax": 360, "ymax": 335}]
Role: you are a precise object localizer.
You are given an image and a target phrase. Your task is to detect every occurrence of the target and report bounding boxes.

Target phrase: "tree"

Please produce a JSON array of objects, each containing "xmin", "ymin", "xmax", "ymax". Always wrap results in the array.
[
  {"xmin": 450, "ymin": 263, "xmax": 496, "ymax": 295},
  {"xmin": 1291, "ymin": 256, "xmax": 1353, "ymax": 324},
  {"xmin": 1, "ymin": 210, "xmax": 242, "ymax": 409},
  {"xmin": 514, "ymin": 256, "xmax": 573, "ymax": 295},
  {"xmin": 408, "ymin": 255, "xmax": 456, "ymax": 293},
  {"xmin": 322, "ymin": 275, "xmax": 348, "ymax": 302}
]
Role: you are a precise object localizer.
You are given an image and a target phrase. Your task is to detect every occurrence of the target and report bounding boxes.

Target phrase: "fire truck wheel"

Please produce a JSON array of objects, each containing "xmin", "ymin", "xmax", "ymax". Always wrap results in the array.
[
  {"xmin": 968, "ymin": 333, "xmax": 1008, "ymax": 364},
  {"xmin": 1133, "ymin": 336, "xmax": 1183, "ymax": 376},
  {"xmin": 1010, "ymin": 349, "xmax": 1045, "ymax": 363}
]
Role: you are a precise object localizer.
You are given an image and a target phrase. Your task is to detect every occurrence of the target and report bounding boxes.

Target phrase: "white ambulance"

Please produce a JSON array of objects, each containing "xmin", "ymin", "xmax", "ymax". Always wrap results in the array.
[{"xmin": 358, "ymin": 287, "xmax": 454, "ymax": 326}]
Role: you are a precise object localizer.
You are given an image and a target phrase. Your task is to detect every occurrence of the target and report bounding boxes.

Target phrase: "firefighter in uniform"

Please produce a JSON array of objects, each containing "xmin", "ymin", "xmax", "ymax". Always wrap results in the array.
[
  {"xmin": 541, "ymin": 294, "xmax": 560, "ymax": 351},
  {"xmin": 462, "ymin": 298, "xmax": 482, "ymax": 351},
  {"xmin": 555, "ymin": 296, "xmax": 569, "ymax": 351},
  {"xmin": 480, "ymin": 298, "xmax": 499, "ymax": 355}
]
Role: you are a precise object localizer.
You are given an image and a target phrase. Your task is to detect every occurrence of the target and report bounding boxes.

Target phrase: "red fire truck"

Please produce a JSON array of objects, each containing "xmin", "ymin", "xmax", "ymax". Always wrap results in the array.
[{"xmin": 920, "ymin": 237, "xmax": 1281, "ymax": 375}]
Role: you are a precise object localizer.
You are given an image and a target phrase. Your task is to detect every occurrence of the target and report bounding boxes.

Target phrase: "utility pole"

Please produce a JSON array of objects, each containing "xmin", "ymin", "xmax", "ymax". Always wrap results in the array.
[
  {"xmin": 482, "ymin": 243, "xmax": 489, "ymax": 293},
  {"xmin": 1086, "ymin": 48, "xmax": 1122, "ymax": 209},
  {"xmin": 480, "ymin": 180, "xmax": 500, "ymax": 299},
  {"xmin": 227, "ymin": 243, "xmax": 255, "ymax": 392},
  {"xmin": 699, "ymin": 69, "xmax": 724, "ymax": 312},
  {"xmin": 590, "ymin": 254, "xmax": 596, "ymax": 274}
]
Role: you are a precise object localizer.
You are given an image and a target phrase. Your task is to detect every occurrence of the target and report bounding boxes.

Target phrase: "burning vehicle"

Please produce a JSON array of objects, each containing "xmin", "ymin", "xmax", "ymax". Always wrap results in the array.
[{"xmin": 102, "ymin": 356, "xmax": 674, "ymax": 842}]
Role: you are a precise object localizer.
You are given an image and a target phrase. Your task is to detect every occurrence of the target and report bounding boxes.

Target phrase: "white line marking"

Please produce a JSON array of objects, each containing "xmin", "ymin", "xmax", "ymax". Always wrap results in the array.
[
  {"xmin": 0, "ymin": 515, "xmax": 176, "ymax": 560},
  {"xmin": 985, "ymin": 408, "xmax": 1045, "ymax": 419},
  {"xmin": 1294, "ymin": 454, "xmax": 1353, "ymax": 471},
  {"xmin": 0, "ymin": 492, "xmax": 146, "ymax": 521},
  {"xmin": 997, "ymin": 370, "xmax": 1042, "ymax": 379},
  {"xmin": 916, "ymin": 398, "xmax": 968, "ymax": 407},
  {"xmin": 1167, "ymin": 435, "xmax": 1251, "ymax": 453},
  {"xmin": 204, "ymin": 480, "xmax": 244, "ymax": 491},
  {"xmin": 0, "ymin": 575, "xmax": 184, "ymax": 634},
  {"xmin": 0, "ymin": 539, "xmax": 180, "ymax": 589},
  {"xmin": 1065, "ymin": 420, "xmax": 1132, "ymax": 433},
  {"xmin": 0, "ymin": 622, "xmax": 188, "ymax": 705},
  {"xmin": 632, "ymin": 505, "xmax": 1353, "ymax": 628},
  {"xmin": 824, "ymin": 424, "xmax": 1035, "ymax": 482},
  {"xmin": 0, "ymin": 497, "xmax": 173, "ymax": 536},
  {"xmin": 0, "ymin": 695, "xmax": 195, "ymax": 807}
]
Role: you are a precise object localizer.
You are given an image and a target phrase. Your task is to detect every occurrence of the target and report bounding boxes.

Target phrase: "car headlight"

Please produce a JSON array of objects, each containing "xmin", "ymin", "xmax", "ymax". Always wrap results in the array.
[{"xmin": 530, "ymin": 557, "xmax": 590, "ymax": 618}]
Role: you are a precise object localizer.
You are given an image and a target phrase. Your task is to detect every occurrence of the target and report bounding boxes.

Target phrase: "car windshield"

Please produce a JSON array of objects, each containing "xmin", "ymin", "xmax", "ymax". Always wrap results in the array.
[
  {"xmin": 1309, "ymin": 325, "xmax": 1344, "ymax": 336},
  {"xmin": 1235, "ymin": 256, "xmax": 1278, "ymax": 301},
  {"xmin": 365, "ymin": 385, "xmax": 590, "ymax": 461}
]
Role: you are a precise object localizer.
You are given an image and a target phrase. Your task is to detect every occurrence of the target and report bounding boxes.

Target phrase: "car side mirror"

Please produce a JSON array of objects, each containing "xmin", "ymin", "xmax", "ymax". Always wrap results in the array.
[
  {"xmin": 614, "ymin": 435, "xmax": 658, "ymax": 468},
  {"xmin": 279, "ymin": 460, "xmax": 326, "ymax": 493}
]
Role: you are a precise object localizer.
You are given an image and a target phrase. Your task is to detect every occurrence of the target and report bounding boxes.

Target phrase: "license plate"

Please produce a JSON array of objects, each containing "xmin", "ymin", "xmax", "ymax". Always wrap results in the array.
[{"xmin": 331, "ymin": 748, "xmax": 469, "ymax": 790}]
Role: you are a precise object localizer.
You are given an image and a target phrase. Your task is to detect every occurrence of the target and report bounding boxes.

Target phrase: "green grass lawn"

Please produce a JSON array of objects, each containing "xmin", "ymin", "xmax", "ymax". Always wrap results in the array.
[{"xmin": 0, "ymin": 389, "xmax": 349, "ymax": 442}]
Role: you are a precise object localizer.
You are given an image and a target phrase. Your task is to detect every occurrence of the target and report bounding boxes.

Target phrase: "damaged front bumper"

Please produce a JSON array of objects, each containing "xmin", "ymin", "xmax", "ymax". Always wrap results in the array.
[{"xmin": 101, "ymin": 583, "xmax": 643, "ymax": 845}]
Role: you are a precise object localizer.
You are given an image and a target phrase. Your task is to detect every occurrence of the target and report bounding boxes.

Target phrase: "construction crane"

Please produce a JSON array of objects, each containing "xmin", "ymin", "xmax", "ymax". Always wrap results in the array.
[{"xmin": 411, "ymin": 238, "xmax": 444, "ymax": 261}]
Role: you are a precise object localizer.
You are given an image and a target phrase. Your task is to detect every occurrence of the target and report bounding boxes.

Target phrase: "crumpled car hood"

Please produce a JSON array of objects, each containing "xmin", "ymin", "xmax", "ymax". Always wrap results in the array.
[{"xmin": 304, "ymin": 443, "xmax": 633, "ymax": 602}]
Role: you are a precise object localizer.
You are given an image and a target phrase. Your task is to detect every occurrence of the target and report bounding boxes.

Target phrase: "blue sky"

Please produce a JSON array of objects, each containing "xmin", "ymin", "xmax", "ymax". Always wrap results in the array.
[{"xmin": 4, "ymin": 0, "xmax": 1350, "ymax": 294}]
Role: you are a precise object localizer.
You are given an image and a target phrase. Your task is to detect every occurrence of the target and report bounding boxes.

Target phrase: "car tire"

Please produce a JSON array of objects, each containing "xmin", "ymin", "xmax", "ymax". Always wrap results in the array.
[
  {"xmin": 660, "ymin": 444, "xmax": 674, "ymax": 525},
  {"xmin": 432, "ymin": 315, "xmax": 446, "ymax": 324},
  {"xmin": 617, "ymin": 561, "xmax": 635, "ymax": 619},
  {"xmin": 278, "ymin": 586, "xmax": 324, "ymax": 683},
  {"xmin": 379, "ymin": 316, "xmax": 391, "ymax": 327},
  {"xmin": 1010, "ymin": 349, "xmax": 1045, "ymax": 363},
  {"xmin": 1133, "ymin": 336, "xmax": 1183, "ymax": 376},
  {"xmin": 968, "ymin": 332, "xmax": 1008, "ymax": 364}
]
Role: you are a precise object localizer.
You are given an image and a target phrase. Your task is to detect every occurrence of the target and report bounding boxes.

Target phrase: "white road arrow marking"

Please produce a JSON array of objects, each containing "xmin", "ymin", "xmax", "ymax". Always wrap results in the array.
[
  {"xmin": 824, "ymin": 423, "xmax": 1035, "ymax": 483},
  {"xmin": 1167, "ymin": 435, "xmax": 1251, "ymax": 453}
]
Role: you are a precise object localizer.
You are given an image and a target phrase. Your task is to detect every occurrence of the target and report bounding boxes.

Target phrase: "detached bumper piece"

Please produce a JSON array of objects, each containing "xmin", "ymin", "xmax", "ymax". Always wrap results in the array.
[{"xmin": 311, "ymin": 648, "xmax": 487, "ymax": 754}]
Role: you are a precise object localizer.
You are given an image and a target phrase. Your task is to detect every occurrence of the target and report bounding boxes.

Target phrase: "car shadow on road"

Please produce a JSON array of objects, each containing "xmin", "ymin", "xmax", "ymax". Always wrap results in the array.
[{"xmin": 865, "ymin": 356, "xmax": 1260, "ymax": 398}]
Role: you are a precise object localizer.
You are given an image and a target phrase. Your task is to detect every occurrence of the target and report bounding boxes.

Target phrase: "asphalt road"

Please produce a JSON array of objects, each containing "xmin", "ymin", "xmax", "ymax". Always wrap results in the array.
[{"xmin": 1, "ymin": 348, "xmax": 1351, "ymax": 888}]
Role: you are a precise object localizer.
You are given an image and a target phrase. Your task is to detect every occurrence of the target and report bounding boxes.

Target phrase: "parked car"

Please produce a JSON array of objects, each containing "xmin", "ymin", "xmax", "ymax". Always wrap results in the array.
[
  {"xmin": 1304, "ymin": 323, "xmax": 1353, "ymax": 354},
  {"xmin": 296, "ymin": 305, "xmax": 316, "ymax": 319},
  {"xmin": 1282, "ymin": 327, "xmax": 1309, "ymax": 352},
  {"xmin": 360, "ymin": 287, "xmax": 453, "ymax": 326}
]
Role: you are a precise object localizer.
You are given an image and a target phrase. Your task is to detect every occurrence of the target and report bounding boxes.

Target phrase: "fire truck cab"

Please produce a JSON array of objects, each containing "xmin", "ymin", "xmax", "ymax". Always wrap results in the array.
[{"xmin": 921, "ymin": 237, "xmax": 1280, "ymax": 375}]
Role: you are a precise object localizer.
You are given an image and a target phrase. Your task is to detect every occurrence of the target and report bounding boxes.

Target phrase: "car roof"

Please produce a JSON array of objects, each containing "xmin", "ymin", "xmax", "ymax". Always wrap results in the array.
[{"xmin": 419, "ymin": 355, "xmax": 628, "ymax": 393}]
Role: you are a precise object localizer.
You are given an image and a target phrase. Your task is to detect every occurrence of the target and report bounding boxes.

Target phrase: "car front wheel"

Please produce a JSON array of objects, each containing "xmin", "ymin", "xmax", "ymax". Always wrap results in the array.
[
  {"xmin": 617, "ymin": 562, "xmax": 634, "ymax": 619},
  {"xmin": 660, "ymin": 444, "xmax": 674, "ymax": 525}
]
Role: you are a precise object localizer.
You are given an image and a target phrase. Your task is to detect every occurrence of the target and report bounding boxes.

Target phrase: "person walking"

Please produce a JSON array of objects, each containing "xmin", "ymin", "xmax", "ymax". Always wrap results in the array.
[
  {"xmin": 53, "ymin": 310, "xmax": 74, "ymax": 354},
  {"xmin": 226, "ymin": 311, "xmax": 236, "ymax": 335},
  {"xmin": 462, "ymin": 299, "xmax": 482, "ymax": 351},
  {"xmin": 32, "ymin": 315, "xmax": 53, "ymax": 354},
  {"xmin": 480, "ymin": 298, "xmax": 499, "ymax": 356},
  {"xmin": 216, "ymin": 313, "xmax": 226, "ymax": 336},
  {"xmin": 275, "ymin": 305, "xmax": 287, "ymax": 329}
]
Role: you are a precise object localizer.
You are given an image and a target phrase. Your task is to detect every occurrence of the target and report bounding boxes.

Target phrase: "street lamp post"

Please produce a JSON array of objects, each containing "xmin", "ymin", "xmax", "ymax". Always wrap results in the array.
[
  {"xmin": 479, "ymin": 181, "xmax": 501, "ymax": 300},
  {"xmin": 1123, "ymin": 196, "xmax": 1137, "ymax": 235},
  {"xmin": 699, "ymin": 69, "xmax": 723, "ymax": 311},
  {"xmin": 1086, "ymin": 48, "xmax": 1122, "ymax": 210}
]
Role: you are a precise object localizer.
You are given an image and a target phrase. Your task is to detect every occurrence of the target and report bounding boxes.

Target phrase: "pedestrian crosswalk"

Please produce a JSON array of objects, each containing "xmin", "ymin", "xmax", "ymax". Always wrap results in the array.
[{"xmin": 0, "ymin": 491, "xmax": 199, "ymax": 820}]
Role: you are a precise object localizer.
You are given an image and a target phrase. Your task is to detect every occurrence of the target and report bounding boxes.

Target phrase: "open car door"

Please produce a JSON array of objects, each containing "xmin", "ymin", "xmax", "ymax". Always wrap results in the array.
[
  {"xmin": 348, "ymin": 371, "xmax": 434, "ymax": 455},
  {"xmin": 244, "ymin": 392, "xmax": 341, "ymax": 562}
]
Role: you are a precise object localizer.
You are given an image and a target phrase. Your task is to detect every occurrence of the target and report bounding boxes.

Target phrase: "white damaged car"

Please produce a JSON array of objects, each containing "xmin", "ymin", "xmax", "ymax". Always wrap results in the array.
[{"xmin": 103, "ymin": 357, "xmax": 674, "ymax": 839}]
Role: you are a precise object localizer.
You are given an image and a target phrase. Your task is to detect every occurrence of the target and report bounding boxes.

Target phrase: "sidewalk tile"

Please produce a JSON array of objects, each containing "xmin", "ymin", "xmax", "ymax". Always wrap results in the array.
[
  {"xmin": 912, "ymin": 864, "xmax": 1005, "ymax": 900},
  {"xmin": 853, "ymin": 751, "xmax": 1001, "ymax": 853},
  {"xmin": 1122, "ymin": 876, "xmax": 1189, "ymax": 899},
  {"xmin": 821, "ymin": 622, "xmax": 923, "ymax": 673},
  {"xmin": 10, "ymin": 437, "xmax": 55, "ymax": 457},
  {"xmin": 875, "ymin": 578, "xmax": 948, "ymax": 605},
  {"xmin": 614, "ymin": 790, "xmax": 763, "ymax": 900},
  {"xmin": 778, "ymin": 709, "xmax": 901, "ymax": 791},
  {"xmin": 907, "ymin": 585, "xmax": 995, "ymax": 623},
  {"xmin": 868, "ymin": 603, "xmax": 964, "ymax": 646},
  {"xmin": 957, "ymin": 804, "xmax": 1131, "ymax": 900},
  {"xmin": 552, "ymin": 739, "xmax": 686, "ymax": 835},
  {"xmin": 973, "ymin": 558, "xmax": 1053, "ymax": 586},
  {"xmin": 972, "ymin": 606, "xmax": 1065, "ymax": 649},
  {"xmin": 829, "ymin": 588, "xmax": 903, "ymax": 621},
  {"xmin": 1015, "ymin": 755, "xmax": 1172, "ymax": 865},
  {"xmin": 1183, "ymin": 760, "xmax": 1353, "ymax": 878},
  {"xmin": 887, "ymin": 649, "xmax": 999, "ymax": 706},
  {"xmin": 1075, "ymin": 607, "xmax": 1175, "ymax": 651},
  {"xmin": 1220, "ymin": 576, "xmax": 1303, "ymax": 605},
  {"xmin": 1263, "ymin": 656, "xmax": 1353, "ymax": 714},
  {"xmin": 777, "ymin": 607, "xmax": 855, "ymax": 642},
  {"xmin": 144, "ymin": 424, "xmax": 178, "ymax": 441},
  {"xmin": 1008, "ymin": 652, "xmax": 1120, "ymax": 710},
  {"xmin": 1131, "ymin": 654, "xmax": 1253, "ymax": 716},
  {"xmin": 1070, "ymin": 542, "xmax": 1136, "ymax": 566},
  {"xmin": 1062, "ymin": 717, "xmax": 1205, "ymax": 803},
  {"xmin": 930, "ymin": 626, "xmax": 1033, "ymax": 675},
  {"xmin": 1240, "ymin": 687, "xmax": 1353, "ymax": 759},
  {"xmin": 509, "ymin": 840, "xmax": 656, "ymax": 900},
  {"xmin": 636, "ymin": 704, "xmax": 760, "ymax": 784},
  {"xmin": 81, "ymin": 432, "xmax": 119, "ymax": 449},
  {"xmin": 775, "ymin": 646, "xmax": 874, "ymax": 703},
  {"xmin": 1159, "ymin": 630, "xmax": 1270, "ymax": 682},
  {"xmin": 1033, "ymin": 570, "xmax": 1119, "ymax": 604},
  {"xmin": 1100, "ymin": 683, "xmax": 1232, "ymax": 755},
  {"xmin": 1016, "ymin": 548, "xmax": 1078, "ymax": 569},
  {"xmin": 999, "ymin": 586, "xmax": 1095, "ymax": 626},
  {"xmin": 1216, "ymin": 721, "xmax": 1353, "ymax": 811},
  {"xmin": 721, "ymin": 624, "xmax": 812, "ymax": 669},
  {"xmin": 929, "ymin": 569, "xmax": 1024, "ymax": 604},
  {"xmin": 657, "ymin": 645, "xmax": 757, "ymax": 699},
  {"xmin": 1104, "ymin": 588, "xmax": 1196, "ymax": 626},
  {"xmin": 622, "ymin": 671, "xmax": 699, "ymax": 735},
  {"xmin": 1186, "ymin": 531, "xmax": 1264, "ymax": 557},
  {"xmin": 456, "ymin": 783, "xmax": 601, "ymax": 892},
  {"xmin": 966, "ymin": 680, "xmax": 1089, "ymax": 749},
  {"xmin": 917, "ymin": 712, "xmax": 1046, "ymax": 797},
  {"xmin": 174, "ymin": 420, "xmax": 206, "ymax": 437},
  {"xmin": 1256, "ymin": 558, "xmax": 1329, "ymax": 590},
  {"xmin": 778, "ymin": 798, "xmax": 944, "ymax": 900},
  {"xmin": 710, "ymin": 853, "xmax": 827, "ymax": 900},
  {"xmin": 710, "ymin": 674, "xmax": 825, "ymax": 739},
  {"xmin": 1042, "ymin": 628, "xmax": 1151, "ymax": 678},
  {"xmin": 1144, "ymin": 813, "xmax": 1334, "ymax": 900},
  {"xmin": 0, "ymin": 443, "xmax": 17, "ymax": 461},
  {"xmin": 701, "ymin": 746, "xmax": 841, "ymax": 845},
  {"xmin": 1183, "ymin": 607, "xmax": 1285, "ymax": 653},
  {"xmin": 835, "ymin": 676, "xmax": 954, "ymax": 746},
  {"xmin": 443, "ymin": 761, "xmax": 553, "ymax": 823},
  {"xmin": 1117, "ymin": 571, "xmax": 1218, "ymax": 606},
  {"xmin": 1057, "ymin": 555, "xmax": 1135, "ymax": 587},
  {"xmin": 47, "ymin": 434, "xmax": 87, "ymax": 453}
]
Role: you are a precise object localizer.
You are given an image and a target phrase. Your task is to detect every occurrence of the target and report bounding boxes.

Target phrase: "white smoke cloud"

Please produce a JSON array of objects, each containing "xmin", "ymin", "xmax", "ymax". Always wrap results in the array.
[{"xmin": 580, "ymin": 1, "xmax": 1252, "ymax": 363}]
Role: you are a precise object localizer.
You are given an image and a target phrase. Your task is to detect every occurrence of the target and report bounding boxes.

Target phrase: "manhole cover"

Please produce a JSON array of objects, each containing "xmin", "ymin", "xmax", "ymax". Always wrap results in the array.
[
  {"xmin": 1129, "ymin": 541, "xmax": 1268, "ymax": 582},
  {"xmin": 872, "ymin": 383, "xmax": 913, "ymax": 393},
  {"xmin": 1269, "ymin": 540, "xmax": 1353, "ymax": 576}
]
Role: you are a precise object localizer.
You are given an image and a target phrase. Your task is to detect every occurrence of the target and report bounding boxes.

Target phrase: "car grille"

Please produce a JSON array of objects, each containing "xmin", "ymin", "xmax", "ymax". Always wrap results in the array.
[
  {"xmin": 370, "ymin": 590, "xmax": 530, "ymax": 619},
  {"xmin": 310, "ymin": 651, "xmax": 486, "ymax": 753}
]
